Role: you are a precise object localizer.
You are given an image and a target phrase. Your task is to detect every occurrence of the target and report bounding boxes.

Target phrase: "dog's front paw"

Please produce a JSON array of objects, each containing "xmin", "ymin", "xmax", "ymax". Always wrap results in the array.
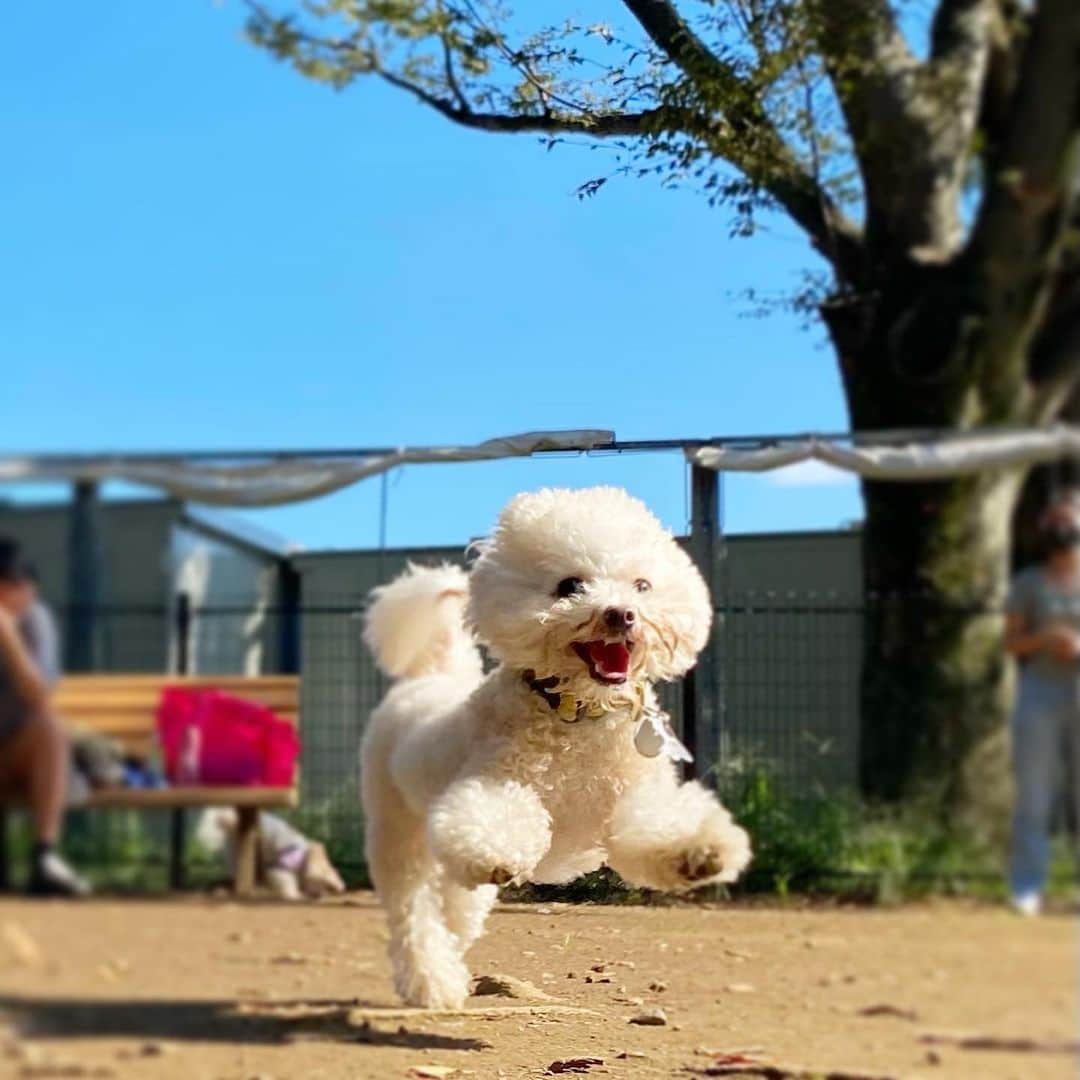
[
  {"xmin": 672, "ymin": 822, "xmax": 751, "ymax": 890},
  {"xmin": 676, "ymin": 846, "xmax": 726, "ymax": 884},
  {"xmin": 429, "ymin": 778, "xmax": 552, "ymax": 890},
  {"xmin": 459, "ymin": 860, "xmax": 521, "ymax": 888}
]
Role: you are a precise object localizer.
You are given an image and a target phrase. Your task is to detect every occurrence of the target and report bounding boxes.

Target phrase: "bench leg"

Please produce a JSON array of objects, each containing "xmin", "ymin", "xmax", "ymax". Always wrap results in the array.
[
  {"xmin": 169, "ymin": 810, "xmax": 186, "ymax": 891},
  {"xmin": 233, "ymin": 807, "xmax": 259, "ymax": 898}
]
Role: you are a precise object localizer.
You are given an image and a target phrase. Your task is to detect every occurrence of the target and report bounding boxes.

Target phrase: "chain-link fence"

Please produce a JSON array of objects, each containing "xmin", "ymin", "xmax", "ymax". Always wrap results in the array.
[
  {"xmin": 2, "ymin": 589, "xmax": 864, "ymax": 883},
  {"xmin": 3, "ymin": 590, "xmax": 1072, "ymax": 893}
]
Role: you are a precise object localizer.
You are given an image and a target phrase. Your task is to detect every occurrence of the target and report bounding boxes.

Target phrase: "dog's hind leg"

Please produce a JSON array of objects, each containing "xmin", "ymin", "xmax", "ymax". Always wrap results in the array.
[
  {"xmin": 365, "ymin": 784, "xmax": 472, "ymax": 1008},
  {"xmin": 368, "ymin": 813, "xmax": 472, "ymax": 1008}
]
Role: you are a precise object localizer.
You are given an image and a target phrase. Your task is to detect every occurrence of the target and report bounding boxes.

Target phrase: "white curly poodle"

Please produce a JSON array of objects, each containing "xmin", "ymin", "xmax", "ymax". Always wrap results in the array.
[{"xmin": 361, "ymin": 486, "xmax": 751, "ymax": 1008}]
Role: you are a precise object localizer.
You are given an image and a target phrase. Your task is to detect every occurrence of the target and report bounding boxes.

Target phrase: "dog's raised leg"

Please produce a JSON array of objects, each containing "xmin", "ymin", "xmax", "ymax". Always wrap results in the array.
[
  {"xmin": 441, "ymin": 878, "xmax": 499, "ymax": 951},
  {"xmin": 428, "ymin": 776, "xmax": 552, "ymax": 888},
  {"xmin": 605, "ymin": 766, "xmax": 751, "ymax": 893}
]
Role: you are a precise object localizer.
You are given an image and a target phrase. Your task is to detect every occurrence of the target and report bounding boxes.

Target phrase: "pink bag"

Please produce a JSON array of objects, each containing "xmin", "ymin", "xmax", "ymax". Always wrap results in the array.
[{"xmin": 157, "ymin": 687, "xmax": 299, "ymax": 787}]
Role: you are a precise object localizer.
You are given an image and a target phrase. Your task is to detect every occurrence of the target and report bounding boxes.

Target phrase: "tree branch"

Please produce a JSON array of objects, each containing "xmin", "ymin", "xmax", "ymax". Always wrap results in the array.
[
  {"xmin": 621, "ymin": 0, "xmax": 741, "ymax": 88},
  {"xmin": 619, "ymin": 0, "xmax": 863, "ymax": 278},
  {"xmin": 1030, "ymin": 200, "xmax": 1080, "ymax": 420},
  {"xmin": 813, "ymin": 0, "xmax": 994, "ymax": 257},
  {"xmin": 930, "ymin": 0, "xmax": 995, "ymax": 61},
  {"xmin": 965, "ymin": 0, "xmax": 1080, "ymax": 416},
  {"xmin": 970, "ymin": 1, "xmax": 1027, "ymax": 161},
  {"xmin": 377, "ymin": 67, "xmax": 660, "ymax": 135},
  {"xmin": 1030, "ymin": 321, "xmax": 1080, "ymax": 423},
  {"xmin": 969, "ymin": 1, "xmax": 1080, "ymax": 293},
  {"xmin": 243, "ymin": 1, "xmax": 659, "ymax": 137},
  {"xmin": 435, "ymin": 2, "xmax": 469, "ymax": 111}
]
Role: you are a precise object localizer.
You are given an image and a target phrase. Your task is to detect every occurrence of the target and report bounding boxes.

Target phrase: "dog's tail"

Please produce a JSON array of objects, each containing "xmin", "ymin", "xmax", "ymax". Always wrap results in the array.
[{"xmin": 363, "ymin": 562, "xmax": 482, "ymax": 682}]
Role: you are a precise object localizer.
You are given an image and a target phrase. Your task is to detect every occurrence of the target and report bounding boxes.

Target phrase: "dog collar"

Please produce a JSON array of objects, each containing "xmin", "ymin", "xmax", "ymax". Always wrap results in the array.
[
  {"xmin": 521, "ymin": 669, "xmax": 635, "ymax": 723},
  {"xmin": 520, "ymin": 670, "xmax": 692, "ymax": 761}
]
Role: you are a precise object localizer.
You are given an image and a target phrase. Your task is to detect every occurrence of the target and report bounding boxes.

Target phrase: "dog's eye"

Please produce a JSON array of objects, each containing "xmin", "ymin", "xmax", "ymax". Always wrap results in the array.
[
  {"xmin": 554, "ymin": 577, "xmax": 586, "ymax": 599},
  {"xmin": 634, "ymin": 578, "xmax": 652, "ymax": 593}
]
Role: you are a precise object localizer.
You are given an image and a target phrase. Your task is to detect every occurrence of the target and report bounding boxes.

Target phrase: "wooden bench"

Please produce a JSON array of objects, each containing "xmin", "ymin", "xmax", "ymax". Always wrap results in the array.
[{"xmin": 1, "ymin": 674, "xmax": 300, "ymax": 896}]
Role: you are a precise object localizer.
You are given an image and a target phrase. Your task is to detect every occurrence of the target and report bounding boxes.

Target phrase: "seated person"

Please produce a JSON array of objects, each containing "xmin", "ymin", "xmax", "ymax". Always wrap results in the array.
[{"xmin": 0, "ymin": 538, "xmax": 90, "ymax": 896}]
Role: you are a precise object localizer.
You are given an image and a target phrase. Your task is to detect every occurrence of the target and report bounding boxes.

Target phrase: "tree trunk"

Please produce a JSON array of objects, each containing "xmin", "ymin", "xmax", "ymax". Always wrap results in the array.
[
  {"xmin": 858, "ymin": 471, "xmax": 1022, "ymax": 832},
  {"xmin": 826, "ymin": 279, "xmax": 1027, "ymax": 832}
]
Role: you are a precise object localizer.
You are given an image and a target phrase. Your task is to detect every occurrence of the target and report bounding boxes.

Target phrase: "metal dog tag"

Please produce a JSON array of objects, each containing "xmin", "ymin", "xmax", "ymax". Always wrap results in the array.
[{"xmin": 634, "ymin": 707, "xmax": 693, "ymax": 763}]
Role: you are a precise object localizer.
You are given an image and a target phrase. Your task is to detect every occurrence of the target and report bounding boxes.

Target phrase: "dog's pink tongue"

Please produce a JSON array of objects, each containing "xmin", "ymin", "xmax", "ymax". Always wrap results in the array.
[{"xmin": 590, "ymin": 641, "xmax": 630, "ymax": 676}]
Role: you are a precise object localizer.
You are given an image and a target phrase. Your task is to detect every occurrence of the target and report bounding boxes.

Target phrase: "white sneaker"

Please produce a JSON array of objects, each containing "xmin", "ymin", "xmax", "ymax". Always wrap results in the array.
[
  {"xmin": 29, "ymin": 851, "xmax": 92, "ymax": 898},
  {"xmin": 1010, "ymin": 891, "xmax": 1042, "ymax": 916}
]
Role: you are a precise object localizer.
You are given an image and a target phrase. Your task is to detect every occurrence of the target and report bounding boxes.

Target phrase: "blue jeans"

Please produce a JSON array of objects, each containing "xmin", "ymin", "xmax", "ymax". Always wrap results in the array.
[{"xmin": 1009, "ymin": 673, "xmax": 1080, "ymax": 896}]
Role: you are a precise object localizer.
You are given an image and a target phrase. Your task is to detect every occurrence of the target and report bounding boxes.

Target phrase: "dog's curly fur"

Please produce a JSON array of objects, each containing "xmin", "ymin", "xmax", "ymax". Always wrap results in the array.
[{"xmin": 361, "ymin": 486, "xmax": 751, "ymax": 1008}]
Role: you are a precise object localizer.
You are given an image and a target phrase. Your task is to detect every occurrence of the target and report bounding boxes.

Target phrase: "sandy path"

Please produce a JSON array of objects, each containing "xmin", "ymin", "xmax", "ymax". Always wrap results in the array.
[{"xmin": 0, "ymin": 894, "xmax": 1074, "ymax": 1079}]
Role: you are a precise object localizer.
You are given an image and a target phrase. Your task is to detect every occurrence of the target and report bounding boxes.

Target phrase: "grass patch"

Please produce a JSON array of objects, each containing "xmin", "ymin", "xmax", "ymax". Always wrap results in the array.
[{"xmin": 5, "ymin": 767, "xmax": 1072, "ymax": 904}]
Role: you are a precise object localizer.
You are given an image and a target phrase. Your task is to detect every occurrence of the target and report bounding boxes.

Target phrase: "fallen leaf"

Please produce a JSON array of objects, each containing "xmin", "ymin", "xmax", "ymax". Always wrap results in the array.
[
  {"xmin": 546, "ymin": 1058, "xmax": 604, "ymax": 1074},
  {"xmin": 857, "ymin": 1004, "xmax": 918, "ymax": 1022},
  {"xmin": 713, "ymin": 1053, "xmax": 768, "ymax": 1066}
]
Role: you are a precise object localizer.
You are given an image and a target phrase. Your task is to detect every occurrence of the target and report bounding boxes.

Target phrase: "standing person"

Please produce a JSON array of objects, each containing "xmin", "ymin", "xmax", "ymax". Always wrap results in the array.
[
  {"xmin": 0, "ymin": 538, "xmax": 90, "ymax": 896},
  {"xmin": 1004, "ymin": 501, "xmax": 1080, "ymax": 915}
]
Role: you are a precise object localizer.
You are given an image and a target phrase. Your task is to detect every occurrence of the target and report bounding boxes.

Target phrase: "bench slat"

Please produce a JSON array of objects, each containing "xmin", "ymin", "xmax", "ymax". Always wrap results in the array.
[
  {"xmin": 60, "ymin": 697, "xmax": 299, "ymax": 717},
  {"xmin": 58, "ymin": 675, "xmax": 299, "ymax": 688},
  {"xmin": 69, "ymin": 711, "xmax": 297, "ymax": 732},
  {"xmin": 83, "ymin": 786, "xmax": 299, "ymax": 810}
]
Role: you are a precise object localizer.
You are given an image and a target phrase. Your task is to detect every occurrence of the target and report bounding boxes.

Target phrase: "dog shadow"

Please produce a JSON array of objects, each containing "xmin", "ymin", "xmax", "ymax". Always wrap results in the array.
[{"xmin": 0, "ymin": 995, "xmax": 491, "ymax": 1051}]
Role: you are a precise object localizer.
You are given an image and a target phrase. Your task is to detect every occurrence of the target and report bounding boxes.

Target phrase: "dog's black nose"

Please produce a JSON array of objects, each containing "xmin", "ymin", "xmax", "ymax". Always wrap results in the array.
[{"xmin": 604, "ymin": 606, "xmax": 635, "ymax": 631}]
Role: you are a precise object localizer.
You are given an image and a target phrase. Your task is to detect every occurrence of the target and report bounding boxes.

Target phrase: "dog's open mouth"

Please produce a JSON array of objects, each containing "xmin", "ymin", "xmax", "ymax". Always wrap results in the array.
[{"xmin": 571, "ymin": 640, "xmax": 632, "ymax": 684}]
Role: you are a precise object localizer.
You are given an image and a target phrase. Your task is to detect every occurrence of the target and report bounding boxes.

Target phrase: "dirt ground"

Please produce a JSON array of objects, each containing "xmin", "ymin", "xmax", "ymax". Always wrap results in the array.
[{"xmin": 0, "ymin": 893, "xmax": 1074, "ymax": 1080}]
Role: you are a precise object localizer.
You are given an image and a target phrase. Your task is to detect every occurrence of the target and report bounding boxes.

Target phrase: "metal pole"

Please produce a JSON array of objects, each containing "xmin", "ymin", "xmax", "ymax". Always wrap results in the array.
[
  {"xmin": 688, "ymin": 465, "xmax": 722, "ymax": 782},
  {"xmin": 65, "ymin": 480, "xmax": 104, "ymax": 672},
  {"xmin": 277, "ymin": 565, "xmax": 301, "ymax": 675},
  {"xmin": 174, "ymin": 592, "xmax": 191, "ymax": 676},
  {"xmin": 169, "ymin": 591, "xmax": 192, "ymax": 891},
  {"xmin": 379, "ymin": 470, "xmax": 389, "ymax": 550}
]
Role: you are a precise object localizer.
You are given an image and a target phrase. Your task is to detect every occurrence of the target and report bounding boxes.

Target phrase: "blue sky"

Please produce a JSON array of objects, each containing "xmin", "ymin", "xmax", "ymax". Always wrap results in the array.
[{"xmin": 1, "ymin": 1, "xmax": 861, "ymax": 550}]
